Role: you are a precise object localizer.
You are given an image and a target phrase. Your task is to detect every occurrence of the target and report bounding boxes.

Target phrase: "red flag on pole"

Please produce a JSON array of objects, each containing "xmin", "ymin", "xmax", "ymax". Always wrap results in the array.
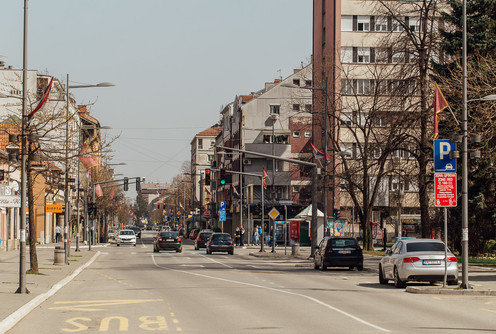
[
  {"xmin": 28, "ymin": 77, "xmax": 54, "ymax": 120},
  {"xmin": 433, "ymin": 82, "xmax": 449, "ymax": 140},
  {"xmin": 262, "ymin": 168, "xmax": 268, "ymax": 189}
]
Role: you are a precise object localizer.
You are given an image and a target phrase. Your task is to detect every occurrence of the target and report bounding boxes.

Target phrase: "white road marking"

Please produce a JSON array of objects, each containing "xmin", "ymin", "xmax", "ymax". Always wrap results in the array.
[
  {"xmin": 200, "ymin": 254, "xmax": 233, "ymax": 269},
  {"xmin": 180, "ymin": 264, "xmax": 205, "ymax": 268},
  {"xmin": 152, "ymin": 255, "xmax": 390, "ymax": 333}
]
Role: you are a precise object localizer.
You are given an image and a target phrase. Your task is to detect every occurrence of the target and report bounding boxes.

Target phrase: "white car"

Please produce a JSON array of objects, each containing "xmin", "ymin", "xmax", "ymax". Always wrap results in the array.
[
  {"xmin": 116, "ymin": 229, "xmax": 137, "ymax": 247},
  {"xmin": 379, "ymin": 239, "xmax": 458, "ymax": 288}
]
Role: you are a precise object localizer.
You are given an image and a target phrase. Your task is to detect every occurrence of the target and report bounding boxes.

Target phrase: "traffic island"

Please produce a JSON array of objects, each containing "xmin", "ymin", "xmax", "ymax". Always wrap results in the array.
[{"xmin": 406, "ymin": 286, "xmax": 496, "ymax": 296}]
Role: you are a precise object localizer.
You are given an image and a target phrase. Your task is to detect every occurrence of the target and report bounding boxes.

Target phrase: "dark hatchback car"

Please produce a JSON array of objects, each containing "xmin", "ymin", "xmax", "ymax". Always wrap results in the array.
[
  {"xmin": 127, "ymin": 226, "xmax": 142, "ymax": 239},
  {"xmin": 153, "ymin": 231, "xmax": 182, "ymax": 253},
  {"xmin": 206, "ymin": 233, "xmax": 234, "ymax": 255},
  {"xmin": 194, "ymin": 231, "xmax": 213, "ymax": 250},
  {"xmin": 314, "ymin": 237, "xmax": 363, "ymax": 271}
]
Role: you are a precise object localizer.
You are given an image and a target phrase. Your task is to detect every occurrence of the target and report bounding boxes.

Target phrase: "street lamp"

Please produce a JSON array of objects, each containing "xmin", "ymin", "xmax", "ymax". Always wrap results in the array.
[{"xmin": 65, "ymin": 75, "xmax": 114, "ymax": 263}]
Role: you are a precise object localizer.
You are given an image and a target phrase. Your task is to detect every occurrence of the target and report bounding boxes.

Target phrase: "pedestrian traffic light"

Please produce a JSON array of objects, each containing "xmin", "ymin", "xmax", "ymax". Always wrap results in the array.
[
  {"xmin": 220, "ymin": 168, "xmax": 226, "ymax": 185},
  {"xmin": 333, "ymin": 208, "xmax": 341, "ymax": 218},
  {"xmin": 136, "ymin": 177, "xmax": 141, "ymax": 191},
  {"xmin": 205, "ymin": 169, "xmax": 211, "ymax": 185},
  {"xmin": 124, "ymin": 177, "xmax": 129, "ymax": 191}
]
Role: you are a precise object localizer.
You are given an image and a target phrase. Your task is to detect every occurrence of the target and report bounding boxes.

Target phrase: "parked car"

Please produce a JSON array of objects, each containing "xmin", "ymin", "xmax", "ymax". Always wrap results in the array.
[
  {"xmin": 126, "ymin": 226, "xmax": 141, "ymax": 239},
  {"xmin": 153, "ymin": 231, "xmax": 182, "ymax": 253},
  {"xmin": 206, "ymin": 233, "xmax": 234, "ymax": 255},
  {"xmin": 194, "ymin": 231, "xmax": 213, "ymax": 250},
  {"xmin": 189, "ymin": 229, "xmax": 199, "ymax": 240},
  {"xmin": 116, "ymin": 229, "xmax": 136, "ymax": 247},
  {"xmin": 379, "ymin": 238, "xmax": 459, "ymax": 288},
  {"xmin": 313, "ymin": 237, "xmax": 363, "ymax": 271}
]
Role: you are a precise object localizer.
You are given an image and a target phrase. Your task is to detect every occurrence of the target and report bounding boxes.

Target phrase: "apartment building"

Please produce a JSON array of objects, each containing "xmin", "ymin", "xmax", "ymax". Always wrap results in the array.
[{"xmin": 313, "ymin": 0, "xmax": 423, "ymax": 240}]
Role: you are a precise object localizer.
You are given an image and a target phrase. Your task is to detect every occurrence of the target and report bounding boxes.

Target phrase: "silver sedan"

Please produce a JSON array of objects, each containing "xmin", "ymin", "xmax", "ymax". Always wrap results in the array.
[{"xmin": 379, "ymin": 239, "xmax": 458, "ymax": 288}]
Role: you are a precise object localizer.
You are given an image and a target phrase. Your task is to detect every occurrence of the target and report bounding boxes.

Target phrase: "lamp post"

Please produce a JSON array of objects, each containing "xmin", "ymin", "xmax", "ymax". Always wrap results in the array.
[{"xmin": 65, "ymin": 77, "xmax": 114, "ymax": 262}]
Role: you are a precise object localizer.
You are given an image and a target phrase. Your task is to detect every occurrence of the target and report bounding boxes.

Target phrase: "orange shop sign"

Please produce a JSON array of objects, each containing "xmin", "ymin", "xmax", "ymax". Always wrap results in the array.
[{"xmin": 46, "ymin": 204, "xmax": 63, "ymax": 213}]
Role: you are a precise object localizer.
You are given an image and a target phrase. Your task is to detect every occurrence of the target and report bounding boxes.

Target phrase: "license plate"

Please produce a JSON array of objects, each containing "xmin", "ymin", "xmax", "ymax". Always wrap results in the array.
[
  {"xmin": 339, "ymin": 250, "xmax": 351, "ymax": 254},
  {"xmin": 422, "ymin": 260, "xmax": 441, "ymax": 265},
  {"xmin": 166, "ymin": 239, "xmax": 174, "ymax": 241}
]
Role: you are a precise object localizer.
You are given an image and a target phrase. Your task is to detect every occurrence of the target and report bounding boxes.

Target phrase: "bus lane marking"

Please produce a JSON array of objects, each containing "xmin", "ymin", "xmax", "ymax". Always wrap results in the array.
[{"xmin": 49, "ymin": 299, "xmax": 163, "ymax": 311}]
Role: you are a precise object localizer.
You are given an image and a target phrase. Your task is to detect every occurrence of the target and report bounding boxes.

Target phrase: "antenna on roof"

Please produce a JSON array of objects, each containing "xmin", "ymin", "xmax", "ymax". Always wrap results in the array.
[{"xmin": 277, "ymin": 69, "xmax": 282, "ymax": 80}]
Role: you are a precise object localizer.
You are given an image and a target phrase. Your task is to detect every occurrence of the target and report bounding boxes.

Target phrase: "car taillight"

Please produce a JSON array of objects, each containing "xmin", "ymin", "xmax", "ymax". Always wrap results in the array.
[
  {"xmin": 230, "ymin": 241, "xmax": 233, "ymax": 245},
  {"xmin": 158, "ymin": 238, "xmax": 162, "ymax": 242},
  {"xmin": 198, "ymin": 237, "xmax": 201, "ymax": 241},
  {"xmin": 210, "ymin": 241, "xmax": 214, "ymax": 245},
  {"xmin": 446, "ymin": 256, "xmax": 457, "ymax": 262},
  {"xmin": 403, "ymin": 257, "xmax": 420, "ymax": 263},
  {"xmin": 177, "ymin": 237, "xmax": 182, "ymax": 242}
]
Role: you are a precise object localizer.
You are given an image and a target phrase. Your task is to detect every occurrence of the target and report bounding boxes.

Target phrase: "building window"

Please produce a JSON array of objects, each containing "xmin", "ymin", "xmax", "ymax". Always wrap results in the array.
[
  {"xmin": 263, "ymin": 134, "xmax": 289, "ymax": 144},
  {"xmin": 293, "ymin": 104, "xmax": 300, "ymax": 111},
  {"xmin": 304, "ymin": 130, "xmax": 312, "ymax": 138},
  {"xmin": 305, "ymin": 104, "xmax": 312, "ymax": 112},
  {"xmin": 198, "ymin": 138, "xmax": 203, "ymax": 149},
  {"xmin": 305, "ymin": 80, "xmax": 312, "ymax": 87},
  {"xmin": 375, "ymin": 16, "xmax": 388, "ymax": 32},
  {"xmin": 293, "ymin": 79, "xmax": 300, "ymax": 86},
  {"xmin": 292, "ymin": 185, "xmax": 300, "ymax": 193},
  {"xmin": 356, "ymin": 15, "xmax": 370, "ymax": 32},
  {"xmin": 341, "ymin": 47, "xmax": 353, "ymax": 63},
  {"xmin": 293, "ymin": 131, "xmax": 301, "ymax": 138},
  {"xmin": 357, "ymin": 47, "xmax": 371, "ymax": 63},
  {"xmin": 341, "ymin": 79, "xmax": 354, "ymax": 95},
  {"xmin": 270, "ymin": 105, "xmax": 280, "ymax": 115},
  {"xmin": 357, "ymin": 79, "xmax": 372, "ymax": 95}
]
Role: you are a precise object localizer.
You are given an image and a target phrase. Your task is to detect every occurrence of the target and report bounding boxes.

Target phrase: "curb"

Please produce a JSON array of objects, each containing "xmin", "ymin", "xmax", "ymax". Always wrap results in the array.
[
  {"xmin": 0, "ymin": 251, "xmax": 100, "ymax": 333},
  {"xmin": 406, "ymin": 286, "xmax": 496, "ymax": 296}
]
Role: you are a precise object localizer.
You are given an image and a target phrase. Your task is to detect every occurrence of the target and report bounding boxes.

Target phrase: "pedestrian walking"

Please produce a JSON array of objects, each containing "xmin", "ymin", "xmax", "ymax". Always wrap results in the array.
[
  {"xmin": 55, "ymin": 225, "xmax": 62, "ymax": 243},
  {"xmin": 235, "ymin": 227, "xmax": 240, "ymax": 246},
  {"xmin": 253, "ymin": 226, "xmax": 259, "ymax": 245},
  {"xmin": 240, "ymin": 226, "xmax": 245, "ymax": 246}
]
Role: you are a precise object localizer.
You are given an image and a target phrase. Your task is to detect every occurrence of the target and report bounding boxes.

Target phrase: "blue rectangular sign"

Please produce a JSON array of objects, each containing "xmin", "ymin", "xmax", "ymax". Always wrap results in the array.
[
  {"xmin": 219, "ymin": 201, "xmax": 226, "ymax": 211},
  {"xmin": 219, "ymin": 211, "xmax": 226, "ymax": 221},
  {"xmin": 434, "ymin": 139, "xmax": 456, "ymax": 173}
]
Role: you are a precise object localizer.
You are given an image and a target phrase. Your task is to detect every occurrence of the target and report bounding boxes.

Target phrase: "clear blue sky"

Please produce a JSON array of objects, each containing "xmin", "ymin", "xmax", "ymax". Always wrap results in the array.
[{"xmin": 0, "ymin": 0, "xmax": 312, "ymax": 199}]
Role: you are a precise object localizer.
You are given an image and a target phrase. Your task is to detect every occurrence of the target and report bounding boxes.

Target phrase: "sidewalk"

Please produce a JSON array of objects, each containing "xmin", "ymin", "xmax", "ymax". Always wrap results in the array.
[{"xmin": 0, "ymin": 243, "xmax": 100, "ymax": 331}]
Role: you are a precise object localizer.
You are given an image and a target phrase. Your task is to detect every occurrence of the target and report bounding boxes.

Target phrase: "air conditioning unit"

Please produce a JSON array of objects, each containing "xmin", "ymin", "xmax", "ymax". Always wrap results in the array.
[{"xmin": 243, "ymin": 159, "xmax": 252, "ymax": 165}]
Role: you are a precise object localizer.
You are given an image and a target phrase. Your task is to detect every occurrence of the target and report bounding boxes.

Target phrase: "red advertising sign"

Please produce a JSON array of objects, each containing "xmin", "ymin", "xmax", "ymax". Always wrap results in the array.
[{"xmin": 435, "ymin": 173, "xmax": 457, "ymax": 207}]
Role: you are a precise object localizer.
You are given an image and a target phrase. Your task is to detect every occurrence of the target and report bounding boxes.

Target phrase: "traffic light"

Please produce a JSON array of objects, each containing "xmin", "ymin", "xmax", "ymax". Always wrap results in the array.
[
  {"xmin": 124, "ymin": 177, "xmax": 129, "ymax": 191},
  {"xmin": 333, "ymin": 208, "xmax": 341, "ymax": 218},
  {"xmin": 136, "ymin": 177, "xmax": 141, "ymax": 191},
  {"xmin": 220, "ymin": 168, "xmax": 226, "ymax": 185},
  {"xmin": 205, "ymin": 169, "xmax": 211, "ymax": 185}
]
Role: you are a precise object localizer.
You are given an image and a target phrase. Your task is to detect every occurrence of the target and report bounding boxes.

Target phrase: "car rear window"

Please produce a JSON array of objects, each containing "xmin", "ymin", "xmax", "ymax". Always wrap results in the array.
[
  {"xmin": 120, "ymin": 231, "xmax": 134, "ymax": 235},
  {"xmin": 160, "ymin": 232, "xmax": 178, "ymax": 238},
  {"xmin": 328, "ymin": 238, "xmax": 357, "ymax": 247},
  {"xmin": 212, "ymin": 234, "xmax": 231, "ymax": 241},
  {"xmin": 199, "ymin": 233, "xmax": 212, "ymax": 238},
  {"xmin": 406, "ymin": 242, "xmax": 445, "ymax": 252}
]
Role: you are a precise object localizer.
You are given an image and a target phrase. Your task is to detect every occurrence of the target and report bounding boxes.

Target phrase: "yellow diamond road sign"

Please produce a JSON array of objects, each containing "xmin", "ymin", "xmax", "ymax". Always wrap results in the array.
[{"xmin": 268, "ymin": 207, "xmax": 280, "ymax": 220}]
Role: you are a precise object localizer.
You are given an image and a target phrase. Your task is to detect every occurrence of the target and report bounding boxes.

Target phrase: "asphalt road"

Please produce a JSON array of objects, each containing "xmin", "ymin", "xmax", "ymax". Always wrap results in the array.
[{"xmin": 9, "ymin": 231, "xmax": 496, "ymax": 333}]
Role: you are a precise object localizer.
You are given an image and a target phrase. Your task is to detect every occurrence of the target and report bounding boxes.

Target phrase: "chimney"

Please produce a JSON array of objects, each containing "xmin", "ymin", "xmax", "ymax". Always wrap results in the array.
[{"xmin": 0, "ymin": 61, "xmax": 5, "ymax": 69}]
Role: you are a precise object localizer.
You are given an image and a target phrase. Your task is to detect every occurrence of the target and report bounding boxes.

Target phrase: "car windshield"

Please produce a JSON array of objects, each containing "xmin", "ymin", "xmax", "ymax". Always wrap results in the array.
[
  {"xmin": 120, "ymin": 231, "xmax": 135, "ymax": 236},
  {"xmin": 329, "ymin": 238, "xmax": 357, "ymax": 247},
  {"xmin": 160, "ymin": 232, "xmax": 178, "ymax": 238},
  {"xmin": 212, "ymin": 234, "xmax": 231, "ymax": 241},
  {"xmin": 406, "ymin": 242, "xmax": 445, "ymax": 252}
]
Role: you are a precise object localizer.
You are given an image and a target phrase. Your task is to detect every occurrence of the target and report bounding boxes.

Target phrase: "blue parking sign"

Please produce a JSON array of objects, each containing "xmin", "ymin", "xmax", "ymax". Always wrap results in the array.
[{"xmin": 434, "ymin": 140, "xmax": 456, "ymax": 173}]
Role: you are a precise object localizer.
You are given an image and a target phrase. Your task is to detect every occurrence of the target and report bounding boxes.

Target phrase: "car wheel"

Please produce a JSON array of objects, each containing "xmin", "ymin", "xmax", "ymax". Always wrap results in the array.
[
  {"xmin": 379, "ymin": 265, "xmax": 388, "ymax": 284},
  {"xmin": 228, "ymin": 251, "xmax": 233, "ymax": 255},
  {"xmin": 448, "ymin": 279, "xmax": 458, "ymax": 286},
  {"xmin": 349, "ymin": 266, "xmax": 354, "ymax": 270},
  {"xmin": 117, "ymin": 244, "xmax": 120, "ymax": 247},
  {"xmin": 357, "ymin": 263, "xmax": 363, "ymax": 271},
  {"xmin": 394, "ymin": 267, "xmax": 407, "ymax": 288}
]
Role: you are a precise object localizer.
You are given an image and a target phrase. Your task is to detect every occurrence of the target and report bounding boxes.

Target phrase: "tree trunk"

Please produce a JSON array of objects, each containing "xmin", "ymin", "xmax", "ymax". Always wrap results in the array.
[{"xmin": 27, "ymin": 164, "xmax": 39, "ymax": 274}]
